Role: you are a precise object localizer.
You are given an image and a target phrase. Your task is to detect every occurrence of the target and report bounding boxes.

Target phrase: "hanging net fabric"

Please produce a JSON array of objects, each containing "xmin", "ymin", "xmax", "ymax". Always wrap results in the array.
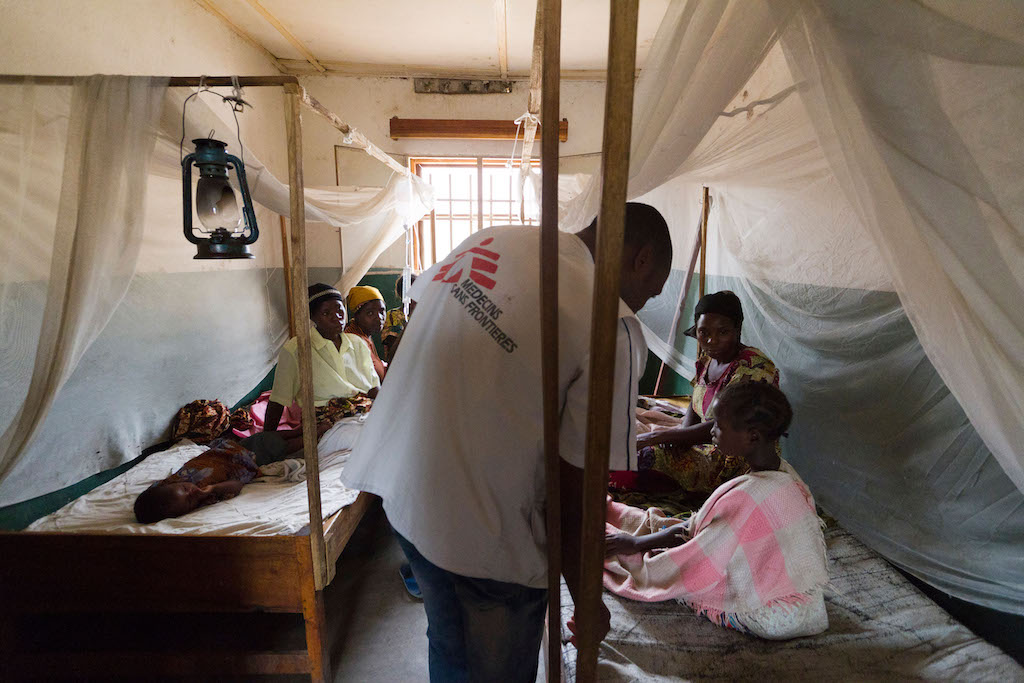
[{"xmin": 550, "ymin": 0, "xmax": 1024, "ymax": 614}]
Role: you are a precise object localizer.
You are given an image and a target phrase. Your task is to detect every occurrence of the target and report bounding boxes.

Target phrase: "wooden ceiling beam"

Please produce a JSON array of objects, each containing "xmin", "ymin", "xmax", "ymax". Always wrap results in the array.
[
  {"xmin": 193, "ymin": 0, "xmax": 285, "ymax": 72},
  {"xmin": 276, "ymin": 58, "xmax": 616, "ymax": 81},
  {"xmin": 494, "ymin": 0, "xmax": 510, "ymax": 79},
  {"xmin": 518, "ymin": 0, "xmax": 546, "ymax": 167},
  {"xmin": 243, "ymin": 0, "xmax": 327, "ymax": 74},
  {"xmin": 390, "ymin": 117, "xmax": 568, "ymax": 141}
]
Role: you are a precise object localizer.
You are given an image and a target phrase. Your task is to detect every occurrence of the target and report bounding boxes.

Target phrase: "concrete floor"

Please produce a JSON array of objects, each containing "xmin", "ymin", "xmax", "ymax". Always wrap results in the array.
[
  {"xmin": 326, "ymin": 502, "xmax": 548, "ymax": 682},
  {"xmin": 326, "ymin": 502, "xmax": 430, "ymax": 681}
]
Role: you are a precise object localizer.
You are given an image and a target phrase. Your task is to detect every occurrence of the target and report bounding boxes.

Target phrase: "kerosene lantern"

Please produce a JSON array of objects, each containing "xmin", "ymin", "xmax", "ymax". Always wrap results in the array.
[{"xmin": 181, "ymin": 137, "xmax": 259, "ymax": 259}]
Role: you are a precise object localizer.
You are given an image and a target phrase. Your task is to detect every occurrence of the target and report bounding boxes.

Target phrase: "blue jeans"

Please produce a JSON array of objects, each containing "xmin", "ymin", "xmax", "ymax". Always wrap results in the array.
[{"xmin": 395, "ymin": 532, "xmax": 547, "ymax": 683}]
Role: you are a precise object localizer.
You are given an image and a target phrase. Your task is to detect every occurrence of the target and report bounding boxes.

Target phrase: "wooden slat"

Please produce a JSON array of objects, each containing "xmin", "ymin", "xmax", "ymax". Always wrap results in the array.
[
  {"xmin": 243, "ymin": 0, "xmax": 327, "ymax": 73},
  {"xmin": 494, "ymin": 0, "xmax": 510, "ymax": 79},
  {"xmin": 193, "ymin": 0, "xmax": 286, "ymax": 73},
  {"xmin": 12, "ymin": 651, "xmax": 311, "ymax": 677},
  {"xmin": 280, "ymin": 214, "xmax": 295, "ymax": 338},
  {"xmin": 284, "ymin": 84, "xmax": 329, "ymax": 591},
  {"xmin": 302, "ymin": 88, "xmax": 410, "ymax": 177},
  {"xmin": 576, "ymin": 1, "xmax": 641, "ymax": 680},
  {"xmin": 477, "ymin": 157, "xmax": 485, "ymax": 231},
  {"xmin": 654, "ymin": 188, "xmax": 709, "ymax": 395},
  {"xmin": 520, "ymin": 0, "xmax": 546, "ymax": 167},
  {"xmin": 276, "ymin": 58, "xmax": 623, "ymax": 81},
  {"xmin": 0, "ymin": 532, "xmax": 305, "ymax": 613},
  {"xmin": 390, "ymin": 117, "xmax": 568, "ymax": 141},
  {"xmin": 323, "ymin": 491, "xmax": 376, "ymax": 583},
  {"xmin": 430, "ymin": 209, "xmax": 438, "ymax": 264},
  {"xmin": 699, "ymin": 186, "xmax": 710, "ymax": 298},
  {"xmin": 539, "ymin": 0, "xmax": 563, "ymax": 681},
  {"xmin": 167, "ymin": 75, "xmax": 299, "ymax": 87}
]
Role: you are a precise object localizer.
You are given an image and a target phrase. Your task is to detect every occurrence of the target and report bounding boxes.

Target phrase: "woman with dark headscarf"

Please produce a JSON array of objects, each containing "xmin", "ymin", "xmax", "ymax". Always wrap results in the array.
[
  {"xmin": 263, "ymin": 283, "xmax": 380, "ymax": 432},
  {"xmin": 620, "ymin": 291, "xmax": 779, "ymax": 497}
]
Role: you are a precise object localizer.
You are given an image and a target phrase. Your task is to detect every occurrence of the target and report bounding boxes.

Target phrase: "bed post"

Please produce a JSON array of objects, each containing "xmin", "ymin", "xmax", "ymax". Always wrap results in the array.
[
  {"xmin": 280, "ymin": 215, "xmax": 296, "ymax": 338},
  {"xmin": 283, "ymin": 83, "xmax": 329, "ymax": 593},
  {"xmin": 576, "ymin": 1, "xmax": 640, "ymax": 680},
  {"xmin": 653, "ymin": 186, "xmax": 710, "ymax": 395},
  {"xmin": 539, "ymin": 0, "xmax": 563, "ymax": 680}
]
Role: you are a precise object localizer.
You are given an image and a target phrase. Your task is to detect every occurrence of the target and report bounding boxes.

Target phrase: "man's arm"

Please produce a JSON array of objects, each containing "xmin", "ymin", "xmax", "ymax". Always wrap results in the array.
[{"xmin": 560, "ymin": 458, "xmax": 611, "ymax": 643}]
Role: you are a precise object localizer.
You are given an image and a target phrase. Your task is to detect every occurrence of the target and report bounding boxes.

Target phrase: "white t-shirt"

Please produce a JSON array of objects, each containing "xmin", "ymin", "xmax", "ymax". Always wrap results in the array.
[{"xmin": 341, "ymin": 226, "xmax": 646, "ymax": 588}]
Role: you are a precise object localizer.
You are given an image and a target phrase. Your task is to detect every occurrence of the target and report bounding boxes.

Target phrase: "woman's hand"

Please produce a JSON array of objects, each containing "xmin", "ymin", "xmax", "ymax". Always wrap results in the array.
[{"xmin": 637, "ymin": 430, "xmax": 664, "ymax": 449}]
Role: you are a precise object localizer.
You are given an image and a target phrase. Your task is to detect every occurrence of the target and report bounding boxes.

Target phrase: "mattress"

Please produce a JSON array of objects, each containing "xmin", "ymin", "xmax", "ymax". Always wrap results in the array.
[
  {"xmin": 27, "ymin": 420, "xmax": 364, "ymax": 536},
  {"xmin": 560, "ymin": 525, "xmax": 1022, "ymax": 681}
]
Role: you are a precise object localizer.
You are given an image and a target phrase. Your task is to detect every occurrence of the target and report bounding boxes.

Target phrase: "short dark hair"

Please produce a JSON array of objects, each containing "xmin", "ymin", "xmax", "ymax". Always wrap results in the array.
[
  {"xmin": 585, "ymin": 202, "xmax": 673, "ymax": 269},
  {"xmin": 134, "ymin": 484, "xmax": 178, "ymax": 524},
  {"xmin": 715, "ymin": 381, "xmax": 793, "ymax": 441}
]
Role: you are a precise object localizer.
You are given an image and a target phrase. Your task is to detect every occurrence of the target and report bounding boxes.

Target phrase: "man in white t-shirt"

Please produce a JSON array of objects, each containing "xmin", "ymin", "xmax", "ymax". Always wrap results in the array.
[{"xmin": 341, "ymin": 203, "xmax": 672, "ymax": 682}]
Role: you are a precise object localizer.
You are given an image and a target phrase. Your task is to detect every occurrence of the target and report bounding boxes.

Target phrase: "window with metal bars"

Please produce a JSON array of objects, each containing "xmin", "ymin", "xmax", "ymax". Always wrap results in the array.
[{"xmin": 410, "ymin": 157, "xmax": 539, "ymax": 269}]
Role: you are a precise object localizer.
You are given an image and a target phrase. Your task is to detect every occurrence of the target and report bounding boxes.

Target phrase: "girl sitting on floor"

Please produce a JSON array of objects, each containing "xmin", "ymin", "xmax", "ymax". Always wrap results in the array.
[{"xmin": 603, "ymin": 381, "xmax": 829, "ymax": 640}]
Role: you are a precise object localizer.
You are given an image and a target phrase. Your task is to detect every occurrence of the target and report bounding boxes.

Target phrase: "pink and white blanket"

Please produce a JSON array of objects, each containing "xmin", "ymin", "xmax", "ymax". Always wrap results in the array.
[{"xmin": 604, "ymin": 461, "xmax": 828, "ymax": 626}]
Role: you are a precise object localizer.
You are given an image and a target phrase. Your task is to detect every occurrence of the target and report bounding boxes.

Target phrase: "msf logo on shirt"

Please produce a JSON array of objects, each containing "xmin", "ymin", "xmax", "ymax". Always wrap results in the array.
[{"xmin": 433, "ymin": 238, "xmax": 500, "ymax": 290}]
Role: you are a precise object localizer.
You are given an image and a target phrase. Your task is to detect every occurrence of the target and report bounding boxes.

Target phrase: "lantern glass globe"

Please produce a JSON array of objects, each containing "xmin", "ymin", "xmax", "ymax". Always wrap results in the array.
[{"xmin": 195, "ymin": 176, "xmax": 242, "ymax": 232}]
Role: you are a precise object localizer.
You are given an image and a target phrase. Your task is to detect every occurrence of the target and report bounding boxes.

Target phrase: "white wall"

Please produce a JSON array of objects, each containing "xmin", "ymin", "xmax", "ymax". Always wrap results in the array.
[{"xmin": 298, "ymin": 75, "xmax": 606, "ymax": 268}]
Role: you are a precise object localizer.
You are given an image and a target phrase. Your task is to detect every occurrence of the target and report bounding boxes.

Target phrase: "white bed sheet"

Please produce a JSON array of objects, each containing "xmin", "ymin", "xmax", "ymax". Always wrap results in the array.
[{"xmin": 27, "ymin": 424, "xmax": 362, "ymax": 536}]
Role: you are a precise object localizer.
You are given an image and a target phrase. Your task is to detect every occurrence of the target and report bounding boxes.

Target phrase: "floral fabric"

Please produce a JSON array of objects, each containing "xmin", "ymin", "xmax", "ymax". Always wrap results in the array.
[
  {"xmin": 170, "ymin": 399, "xmax": 231, "ymax": 444},
  {"xmin": 644, "ymin": 346, "xmax": 779, "ymax": 494}
]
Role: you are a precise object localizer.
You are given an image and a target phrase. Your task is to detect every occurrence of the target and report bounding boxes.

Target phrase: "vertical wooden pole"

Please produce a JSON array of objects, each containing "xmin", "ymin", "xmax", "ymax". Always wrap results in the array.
[
  {"xmin": 284, "ymin": 83, "xmax": 329, "ymax": 591},
  {"xmin": 699, "ymin": 186, "xmax": 709, "ymax": 299},
  {"xmin": 477, "ymin": 156, "xmax": 485, "ymax": 231},
  {"xmin": 430, "ymin": 210, "xmax": 438, "ymax": 265},
  {"xmin": 539, "ymin": 0, "xmax": 562, "ymax": 680},
  {"xmin": 577, "ymin": 1, "xmax": 639, "ymax": 680},
  {"xmin": 653, "ymin": 188, "xmax": 710, "ymax": 395},
  {"xmin": 279, "ymin": 215, "xmax": 295, "ymax": 338}
]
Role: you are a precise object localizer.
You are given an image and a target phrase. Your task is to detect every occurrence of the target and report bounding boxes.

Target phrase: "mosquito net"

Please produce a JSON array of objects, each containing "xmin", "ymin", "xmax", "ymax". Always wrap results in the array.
[
  {"xmin": 0, "ymin": 76, "xmax": 430, "ymax": 505},
  {"xmin": 555, "ymin": 0, "xmax": 1024, "ymax": 613}
]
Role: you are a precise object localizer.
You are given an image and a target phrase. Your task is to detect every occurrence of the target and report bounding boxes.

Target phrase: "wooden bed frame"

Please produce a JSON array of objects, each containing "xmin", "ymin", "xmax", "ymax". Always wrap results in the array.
[
  {"xmin": 0, "ymin": 490, "xmax": 374, "ymax": 681},
  {"xmin": 0, "ymin": 73, "xmax": 416, "ymax": 681}
]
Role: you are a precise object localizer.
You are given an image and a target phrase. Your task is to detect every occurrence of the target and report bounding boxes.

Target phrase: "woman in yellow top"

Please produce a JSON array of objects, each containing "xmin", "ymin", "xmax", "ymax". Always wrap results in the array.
[{"xmin": 264, "ymin": 283, "xmax": 380, "ymax": 432}]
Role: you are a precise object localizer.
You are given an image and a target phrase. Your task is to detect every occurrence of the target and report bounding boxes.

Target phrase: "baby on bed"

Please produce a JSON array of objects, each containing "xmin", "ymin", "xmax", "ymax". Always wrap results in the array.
[
  {"xmin": 133, "ymin": 430, "xmax": 305, "ymax": 524},
  {"xmin": 603, "ymin": 381, "xmax": 829, "ymax": 640}
]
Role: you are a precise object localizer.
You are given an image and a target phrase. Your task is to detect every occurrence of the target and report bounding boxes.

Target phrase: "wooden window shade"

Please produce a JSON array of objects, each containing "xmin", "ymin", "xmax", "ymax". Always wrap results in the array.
[{"xmin": 390, "ymin": 117, "xmax": 568, "ymax": 141}]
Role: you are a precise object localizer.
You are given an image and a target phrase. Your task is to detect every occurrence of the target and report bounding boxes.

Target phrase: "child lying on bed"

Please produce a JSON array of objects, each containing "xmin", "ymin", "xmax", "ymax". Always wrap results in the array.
[
  {"xmin": 602, "ymin": 381, "xmax": 829, "ymax": 640},
  {"xmin": 133, "ymin": 430, "xmax": 307, "ymax": 523}
]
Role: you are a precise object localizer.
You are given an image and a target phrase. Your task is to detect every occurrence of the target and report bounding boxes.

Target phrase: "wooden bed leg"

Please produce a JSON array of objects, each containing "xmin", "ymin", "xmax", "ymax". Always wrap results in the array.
[{"xmin": 303, "ymin": 589, "xmax": 330, "ymax": 683}]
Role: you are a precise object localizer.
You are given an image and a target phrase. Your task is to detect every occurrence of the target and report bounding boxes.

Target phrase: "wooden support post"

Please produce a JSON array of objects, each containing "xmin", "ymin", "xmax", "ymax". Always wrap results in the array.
[
  {"xmin": 699, "ymin": 186, "xmax": 709, "ymax": 299},
  {"xmin": 477, "ymin": 157, "xmax": 485, "ymax": 232},
  {"xmin": 279, "ymin": 215, "xmax": 295, "ymax": 338},
  {"xmin": 539, "ymin": 0, "xmax": 562, "ymax": 681},
  {"xmin": 576, "ymin": 1, "xmax": 640, "ymax": 680},
  {"xmin": 284, "ymin": 84, "xmax": 329, "ymax": 591},
  {"xmin": 430, "ymin": 210, "xmax": 438, "ymax": 265},
  {"xmin": 653, "ymin": 188, "xmax": 710, "ymax": 395}
]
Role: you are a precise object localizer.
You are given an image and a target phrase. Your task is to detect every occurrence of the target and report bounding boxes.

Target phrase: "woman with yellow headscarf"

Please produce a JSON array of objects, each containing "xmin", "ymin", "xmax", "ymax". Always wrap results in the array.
[{"xmin": 345, "ymin": 285, "xmax": 388, "ymax": 382}]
